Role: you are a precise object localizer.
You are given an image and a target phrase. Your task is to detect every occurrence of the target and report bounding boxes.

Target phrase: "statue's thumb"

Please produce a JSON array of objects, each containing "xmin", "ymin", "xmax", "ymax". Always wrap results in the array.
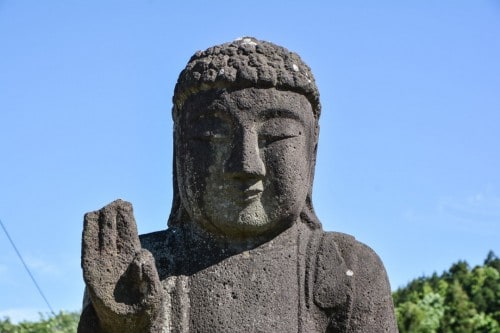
[{"xmin": 129, "ymin": 249, "xmax": 160, "ymax": 297}]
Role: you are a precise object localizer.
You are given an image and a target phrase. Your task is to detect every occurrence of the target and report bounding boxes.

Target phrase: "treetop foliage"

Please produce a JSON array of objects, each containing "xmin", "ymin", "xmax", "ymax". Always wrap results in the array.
[
  {"xmin": 0, "ymin": 311, "xmax": 79, "ymax": 333},
  {"xmin": 393, "ymin": 250, "xmax": 500, "ymax": 333}
]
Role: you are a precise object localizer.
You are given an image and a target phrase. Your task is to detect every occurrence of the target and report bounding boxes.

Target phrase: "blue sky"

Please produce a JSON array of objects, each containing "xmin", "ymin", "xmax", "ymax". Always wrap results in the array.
[{"xmin": 1, "ymin": 0, "xmax": 499, "ymax": 322}]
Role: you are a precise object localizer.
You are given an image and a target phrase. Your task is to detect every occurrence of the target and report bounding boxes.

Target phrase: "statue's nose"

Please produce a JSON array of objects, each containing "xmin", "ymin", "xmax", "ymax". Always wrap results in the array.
[{"xmin": 225, "ymin": 130, "xmax": 265, "ymax": 180}]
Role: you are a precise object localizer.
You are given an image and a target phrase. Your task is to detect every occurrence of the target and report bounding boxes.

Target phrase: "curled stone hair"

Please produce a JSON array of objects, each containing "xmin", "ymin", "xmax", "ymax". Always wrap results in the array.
[
  {"xmin": 172, "ymin": 37, "xmax": 321, "ymax": 120},
  {"xmin": 168, "ymin": 37, "xmax": 322, "ymax": 230}
]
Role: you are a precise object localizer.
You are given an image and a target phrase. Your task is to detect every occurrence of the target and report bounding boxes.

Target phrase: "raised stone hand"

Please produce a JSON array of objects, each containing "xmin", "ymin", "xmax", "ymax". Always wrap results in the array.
[{"xmin": 81, "ymin": 200, "xmax": 163, "ymax": 333}]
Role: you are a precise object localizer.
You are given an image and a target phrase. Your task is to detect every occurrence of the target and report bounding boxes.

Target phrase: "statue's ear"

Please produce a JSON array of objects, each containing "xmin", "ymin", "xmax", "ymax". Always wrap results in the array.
[
  {"xmin": 313, "ymin": 232, "xmax": 355, "ymax": 332},
  {"xmin": 168, "ymin": 143, "xmax": 182, "ymax": 228}
]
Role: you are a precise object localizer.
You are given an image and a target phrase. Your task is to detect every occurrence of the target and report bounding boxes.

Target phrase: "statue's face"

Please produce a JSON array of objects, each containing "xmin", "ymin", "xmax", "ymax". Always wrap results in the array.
[{"xmin": 176, "ymin": 88, "xmax": 316, "ymax": 239}]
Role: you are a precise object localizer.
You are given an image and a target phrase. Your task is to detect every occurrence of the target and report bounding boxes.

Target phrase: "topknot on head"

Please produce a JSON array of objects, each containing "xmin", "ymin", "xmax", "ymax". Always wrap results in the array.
[{"xmin": 173, "ymin": 37, "xmax": 321, "ymax": 119}]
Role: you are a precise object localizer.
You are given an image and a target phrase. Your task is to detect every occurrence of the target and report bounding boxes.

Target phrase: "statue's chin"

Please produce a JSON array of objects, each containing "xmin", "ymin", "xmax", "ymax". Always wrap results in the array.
[
  {"xmin": 181, "ymin": 195, "xmax": 305, "ymax": 243},
  {"xmin": 190, "ymin": 212, "xmax": 297, "ymax": 244}
]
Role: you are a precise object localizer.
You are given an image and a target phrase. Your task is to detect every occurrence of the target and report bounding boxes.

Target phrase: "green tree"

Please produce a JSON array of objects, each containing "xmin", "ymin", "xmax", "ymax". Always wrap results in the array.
[
  {"xmin": 470, "ymin": 312, "xmax": 500, "ymax": 333},
  {"xmin": 394, "ymin": 251, "xmax": 500, "ymax": 333},
  {"xmin": 484, "ymin": 251, "xmax": 500, "ymax": 273},
  {"xmin": 439, "ymin": 279, "xmax": 477, "ymax": 333},
  {"xmin": 0, "ymin": 311, "xmax": 79, "ymax": 333},
  {"xmin": 396, "ymin": 288, "xmax": 444, "ymax": 333},
  {"xmin": 470, "ymin": 266, "xmax": 500, "ymax": 314}
]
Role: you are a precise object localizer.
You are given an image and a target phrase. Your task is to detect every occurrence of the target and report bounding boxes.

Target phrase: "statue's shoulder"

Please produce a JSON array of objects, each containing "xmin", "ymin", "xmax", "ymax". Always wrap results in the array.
[
  {"xmin": 139, "ymin": 228, "xmax": 186, "ymax": 278},
  {"xmin": 139, "ymin": 229, "xmax": 168, "ymax": 251},
  {"xmin": 319, "ymin": 231, "xmax": 386, "ymax": 271},
  {"xmin": 139, "ymin": 227, "xmax": 185, "ymax": 253},
  {"xmin": 312, "ymin": 231, "xmax": 357, "ymax": 310},
  {"xmin": 315, "ymin": 231, "xmax": 391, "ymax": 298},
  {"xmin": 313, "ymin": 231, "xmax": 397, "ymax": 332}
]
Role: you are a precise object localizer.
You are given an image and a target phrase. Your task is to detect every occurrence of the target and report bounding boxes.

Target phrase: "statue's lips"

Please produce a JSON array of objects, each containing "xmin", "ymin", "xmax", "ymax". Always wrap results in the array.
[{"xmin": 223, "ymin": 181, "xmax": 264, "ymax": 204}]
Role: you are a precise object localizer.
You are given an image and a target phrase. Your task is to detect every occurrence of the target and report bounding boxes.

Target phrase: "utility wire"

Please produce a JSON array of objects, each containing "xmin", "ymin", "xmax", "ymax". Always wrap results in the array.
[{"xmin": 0, "ymin": 218, "xmax": 56, "ymax": 316}]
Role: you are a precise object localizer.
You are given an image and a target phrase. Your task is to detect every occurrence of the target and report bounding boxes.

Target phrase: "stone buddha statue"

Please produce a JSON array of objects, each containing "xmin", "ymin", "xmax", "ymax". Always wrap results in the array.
[{"xmin": 78, "ymin": 37, "xmax": 398, "ymax": 333}]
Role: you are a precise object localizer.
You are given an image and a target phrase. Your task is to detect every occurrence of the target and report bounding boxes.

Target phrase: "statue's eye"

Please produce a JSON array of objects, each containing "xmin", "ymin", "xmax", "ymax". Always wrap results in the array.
[
  {"xmin": 195, "ymin": 130, "xmax": 229, "ymax": 141},
  {"xmin": 188, "ymin": 115, "xmax": 231, "ymax": 142},
  {"xmin": 259, "ymin": 118, "xmax": 303, "ymax": 146}
]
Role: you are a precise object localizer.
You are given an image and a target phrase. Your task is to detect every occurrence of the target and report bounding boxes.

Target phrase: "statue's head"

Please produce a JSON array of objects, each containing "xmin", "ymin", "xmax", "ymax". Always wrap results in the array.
[{"xmin": 169, "ymin": 37, "xmax": 322, "ymax": 240}]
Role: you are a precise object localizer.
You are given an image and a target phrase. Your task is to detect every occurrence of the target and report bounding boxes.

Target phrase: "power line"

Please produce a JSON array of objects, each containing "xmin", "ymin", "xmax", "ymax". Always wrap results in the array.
[{"xmin": 0, "ymin": 218, "xmax": 56, "ymax": 316}]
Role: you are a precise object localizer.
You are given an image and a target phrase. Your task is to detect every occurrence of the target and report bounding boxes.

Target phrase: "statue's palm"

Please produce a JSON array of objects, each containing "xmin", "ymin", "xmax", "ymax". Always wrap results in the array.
[{"xmin": 82, "ymin": 200, "xmax": 162, "ymax": 333}]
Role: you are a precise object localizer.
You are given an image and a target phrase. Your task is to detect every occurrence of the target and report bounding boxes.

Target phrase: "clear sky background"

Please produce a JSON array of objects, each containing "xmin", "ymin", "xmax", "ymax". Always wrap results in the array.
[{"xmin": 1, "ymin": 0, "xmax": 499, "ymax": 322}]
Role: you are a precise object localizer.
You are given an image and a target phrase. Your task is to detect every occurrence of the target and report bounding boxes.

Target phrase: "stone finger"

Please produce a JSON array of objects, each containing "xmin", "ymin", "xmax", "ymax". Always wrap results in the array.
[
  {"xmin": 115, "ymin": 200, "xmax": 141, "ymax": 257},
  {"xmin": 135, "ymin": 249, "xmax": 161, "ymax": 296},
  {"xmin": 98, "ymin": 202, "xmax": 118, "ymax": 255},
  {"xmin": 82, "ymin": 210, "xmax": 100, "ymax": 271}
]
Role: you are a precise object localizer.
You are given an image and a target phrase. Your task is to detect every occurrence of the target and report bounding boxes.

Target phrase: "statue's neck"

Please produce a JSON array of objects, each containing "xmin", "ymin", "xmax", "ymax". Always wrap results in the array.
[{"xmin": 180, "ymin": 218, "xmax": 305, "ymax": 253}]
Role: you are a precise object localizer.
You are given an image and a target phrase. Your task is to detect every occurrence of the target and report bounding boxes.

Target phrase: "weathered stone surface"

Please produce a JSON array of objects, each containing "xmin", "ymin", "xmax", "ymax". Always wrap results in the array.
[
  {"xmin": 79, "ymin": 37, "xmax": 398, "ymax": 332},
  {"xmin": 79, "ymin": 200, "xmax": 164, "ymax": 333}
]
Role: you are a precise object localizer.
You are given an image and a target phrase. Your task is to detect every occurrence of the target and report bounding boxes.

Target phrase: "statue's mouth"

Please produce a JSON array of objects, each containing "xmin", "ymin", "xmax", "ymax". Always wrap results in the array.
[
  {"xmin": 225, "ymin": 181, "xmax": 264, "ymax": 204},
  {"xmin": 240, "ymin": 189, "xmax": 262, "ymax": 203}
]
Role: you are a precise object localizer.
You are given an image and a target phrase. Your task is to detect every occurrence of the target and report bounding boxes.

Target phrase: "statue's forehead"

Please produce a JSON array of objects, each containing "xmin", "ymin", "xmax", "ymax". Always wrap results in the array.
[{"xmin": 182, "ymin": 88, "xmax": 312, "ymax": 120}]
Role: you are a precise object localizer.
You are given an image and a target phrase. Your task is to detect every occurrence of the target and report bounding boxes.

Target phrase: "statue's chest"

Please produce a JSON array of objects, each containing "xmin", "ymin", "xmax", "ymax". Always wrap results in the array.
[{"xmin": 164, "ymin": 245, "xmax": 300, "ymax": 333}]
